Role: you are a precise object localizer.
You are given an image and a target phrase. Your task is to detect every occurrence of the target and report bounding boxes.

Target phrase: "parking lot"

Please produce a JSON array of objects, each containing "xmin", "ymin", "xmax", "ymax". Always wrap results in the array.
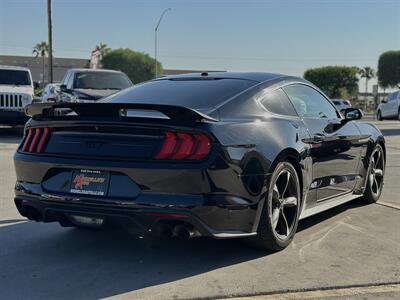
[{"xmin": 0, "ymin": 120, "xmax": 399, "ymax": 300}]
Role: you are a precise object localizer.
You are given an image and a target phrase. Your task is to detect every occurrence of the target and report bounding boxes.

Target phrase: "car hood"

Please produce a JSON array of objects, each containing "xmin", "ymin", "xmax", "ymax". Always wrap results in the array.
[
  {"xmin": 0, "ymin": 85, "xmax": 33, "ymax": 94},
  {"xmin": 74, "ymin": 89, "xmax": 119, "ymax": 100}
]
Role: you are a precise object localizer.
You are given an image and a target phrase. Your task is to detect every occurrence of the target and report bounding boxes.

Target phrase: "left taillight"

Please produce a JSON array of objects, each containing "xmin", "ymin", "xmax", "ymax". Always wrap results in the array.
[{"xmin": 21, "ymin": 127, "xmax": 51, "ymax": 153}]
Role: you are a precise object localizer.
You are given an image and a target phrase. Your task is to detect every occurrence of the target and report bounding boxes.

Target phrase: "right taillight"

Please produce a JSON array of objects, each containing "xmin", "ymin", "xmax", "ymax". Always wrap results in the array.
[
  {"xmin": 21, "ymin": 127, "xmax": 51, "ymax": 153},
  {"xmin": 154, "ymin": 131, "xmax": 212, "ymax": 160}
]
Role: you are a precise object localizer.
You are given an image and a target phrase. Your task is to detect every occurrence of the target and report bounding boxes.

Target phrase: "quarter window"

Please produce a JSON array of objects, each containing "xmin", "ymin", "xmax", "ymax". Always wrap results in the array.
[
  {"xmin": 258, "ymin": 88, "xmax": 298, "ymax": 116},
  {"xmin": 283, "ymin": 84, "xmax": 339, "ymax": 119}
]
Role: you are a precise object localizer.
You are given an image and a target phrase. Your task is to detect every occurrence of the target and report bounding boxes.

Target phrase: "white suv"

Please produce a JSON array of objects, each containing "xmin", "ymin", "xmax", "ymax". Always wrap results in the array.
[
  {"xmin": 377, "ymin": 91, "xmax": 400, "ymax": 121},
  {"xmin": 0, "ymin": 65, "xmax": 34, "ymax": 126}
]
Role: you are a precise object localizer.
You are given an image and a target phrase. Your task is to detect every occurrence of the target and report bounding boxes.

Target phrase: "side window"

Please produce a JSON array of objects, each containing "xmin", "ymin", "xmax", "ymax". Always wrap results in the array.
[
  {"xmin": 258, "ymin": 88, "xmax": 298, "ymax": 116},
  {"xmin": 283, "ymin": 84, "xmax": 339, "ymax": 119}
]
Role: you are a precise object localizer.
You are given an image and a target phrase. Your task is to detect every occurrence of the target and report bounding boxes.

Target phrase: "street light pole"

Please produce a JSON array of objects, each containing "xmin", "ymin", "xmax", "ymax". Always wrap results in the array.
[{"xmin": 154, "ymin": 8, "xmax": 171, "ymax": 78}]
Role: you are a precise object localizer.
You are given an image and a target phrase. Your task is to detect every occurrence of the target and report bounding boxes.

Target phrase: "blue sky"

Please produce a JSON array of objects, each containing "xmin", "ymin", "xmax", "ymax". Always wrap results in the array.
[{"xmin": 0, "ymin": 0, "xmax": 399, "ymax": 90}]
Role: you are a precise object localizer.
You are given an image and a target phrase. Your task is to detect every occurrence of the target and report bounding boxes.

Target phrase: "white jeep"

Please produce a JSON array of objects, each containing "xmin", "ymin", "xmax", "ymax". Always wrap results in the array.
[{"xmin": 0, "ymin": 65, "xmax": 35, "ymax": 126}]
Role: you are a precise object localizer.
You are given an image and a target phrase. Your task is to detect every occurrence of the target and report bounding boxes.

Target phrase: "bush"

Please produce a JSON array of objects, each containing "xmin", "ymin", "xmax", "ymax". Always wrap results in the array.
[
  {"xmin": 378, "ymin": 50, "xmax": 400, "ymax": 89},
  {"xmin": 101, "ymin": 48, "xmax": 162, "ymax": 83},
  {"xmin": 304, "ymin": 66, "xmax": 359, "ymax": 98}
]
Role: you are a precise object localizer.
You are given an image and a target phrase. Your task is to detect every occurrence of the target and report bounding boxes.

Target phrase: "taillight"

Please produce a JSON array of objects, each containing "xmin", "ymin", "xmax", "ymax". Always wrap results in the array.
[
  {"xmin": 21, "ymin": 127, "xmax": 51, "ymax": 153},
  {"xmin": 154, "ymin": 131, "xmax": 212, "ymax": 160}
]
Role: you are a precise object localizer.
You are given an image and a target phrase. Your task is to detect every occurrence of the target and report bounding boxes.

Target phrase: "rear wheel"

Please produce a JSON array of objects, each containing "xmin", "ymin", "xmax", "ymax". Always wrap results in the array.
[
  {"xmin": 377, "ymin": 110, "xmax": 383, "ymax": 121},
  {"xmin": 248, "ymin": 161, "xmax": 301, "ymax": 251},
  {"xmin": 363, "ymin": 144, "xmax": 385, "ymax": 203},
  {"xmin": 397, "ymin": 108, "xmax": 400, "ymax": 121}
]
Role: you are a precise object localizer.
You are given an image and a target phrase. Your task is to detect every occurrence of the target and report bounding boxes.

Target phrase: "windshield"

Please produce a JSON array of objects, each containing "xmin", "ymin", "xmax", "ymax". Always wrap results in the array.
[
  {"xmin": 73, "ymin": 72, "xmax": 132, "ymax": 90},
  {"xmin": 0, "ymin": 70, "xmax": 31, "ymax": 86}
]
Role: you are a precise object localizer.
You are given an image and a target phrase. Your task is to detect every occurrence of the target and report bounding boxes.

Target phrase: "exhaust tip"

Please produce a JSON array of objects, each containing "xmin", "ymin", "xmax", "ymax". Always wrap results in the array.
[{"xmin": 172, "ymin": 225, "xmax": 195, "ymax": 239}]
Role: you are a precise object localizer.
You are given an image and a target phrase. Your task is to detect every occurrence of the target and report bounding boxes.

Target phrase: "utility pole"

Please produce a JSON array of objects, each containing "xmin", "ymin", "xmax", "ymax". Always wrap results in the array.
[
  {"xmin": 154, "ymin": 8, "xmax": 171, "ymax": 78},
  {"xmin": 47, "ymin": 0, "xmax": 53, "ymax": 83}
]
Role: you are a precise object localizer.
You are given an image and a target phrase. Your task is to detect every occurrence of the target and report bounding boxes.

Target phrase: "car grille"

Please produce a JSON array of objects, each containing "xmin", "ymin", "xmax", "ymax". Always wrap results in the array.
[{"xmin": 0, "ymin": 93, "xmax": 24, "ymax": 109}]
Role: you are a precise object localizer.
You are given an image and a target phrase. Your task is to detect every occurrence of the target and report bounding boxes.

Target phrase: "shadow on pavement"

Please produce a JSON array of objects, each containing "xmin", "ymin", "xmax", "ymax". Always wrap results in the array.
[
  {"xmin": 380, "ymin": 128, "xmax": 400, "ymax": 137},
  {"xmin": 0, "ymin": 201, "xmax": 365, "ymax": 300}
]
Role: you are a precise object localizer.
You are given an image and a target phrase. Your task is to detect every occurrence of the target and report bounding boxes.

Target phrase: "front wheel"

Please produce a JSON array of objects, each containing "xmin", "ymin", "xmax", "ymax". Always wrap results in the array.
[
  {"xmin": 248, "ymin": 161, "xmax": 301, "ymax": 251},
  {"xmin": 363, "ymin": 144, "xmax": 385, "ymax": 203}
]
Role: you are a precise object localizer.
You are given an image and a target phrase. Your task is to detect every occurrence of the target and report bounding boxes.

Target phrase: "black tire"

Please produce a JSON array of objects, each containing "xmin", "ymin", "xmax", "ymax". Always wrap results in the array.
[
  {"xmin": 397, "ymin": 108, "xmax": 400, "ymax": 121},
  {"xmin": 377, "ymin": 110, "xmax": 383, "ymax": 121},
  {"xmin": 363, "ymin": 144, "xmax": 385, "ymax": 203},
  {"xmin": 247, "ymin": 161, "xmax": 301, "ymax": 251}
]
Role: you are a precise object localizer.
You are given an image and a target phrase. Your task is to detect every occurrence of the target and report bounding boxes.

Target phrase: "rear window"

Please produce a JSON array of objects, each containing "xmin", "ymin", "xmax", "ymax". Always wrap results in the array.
[
  {"xmin": 73, "ymin": 72, "xmax": 132, "ymax": 90},
  {"xmin": 102, "ymin": 78, "xmax": 256, "ymax": 109}
]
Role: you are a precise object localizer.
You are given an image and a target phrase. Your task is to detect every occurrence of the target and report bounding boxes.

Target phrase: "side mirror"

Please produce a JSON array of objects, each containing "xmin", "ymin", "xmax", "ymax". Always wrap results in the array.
[
  {"xmin": 342, "ymin": 108, "xmax": 363, "ymax": 121},
  {"xmin": 33, "ymin": 81, "xmax": 40, "ymax": 89},
  {"xmin": 381, "ymin": 98, "xmax": 387, "ymax": 103}
]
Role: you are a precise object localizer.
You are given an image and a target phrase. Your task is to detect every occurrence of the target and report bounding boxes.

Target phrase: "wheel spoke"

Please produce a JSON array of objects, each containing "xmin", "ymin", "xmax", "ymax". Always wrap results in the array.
[
  {"xmin": 273, "ymin": 184, "xmax": 280, "ymax": 199},
  {"xmin": 282, "ymin": 196, "xmax": 297, "ymax": 207},
  {"xmin": 374, "ymin": 151, "xmax": 381, "ymax": 168},
  {"xmin": 272, "ymin": 208, "xmax": 280, "ymax": 229},
  {"xmin": 374, "ymin": 169, "xmax": 383, "ymax": 177},
  {"xmin": 281, "ymin": 211, "xmax": 290, "ymax": 236},
  {"xmin": 373, "ymin": 177, "xmax": 379, "ymax": 193},
  {"xmin": 281, "ymin": 171, "xmax": 291, "ymax": 197},
  {"xmin": 369, "ymin": 173, "xmax": 374, "ymax": 187}
]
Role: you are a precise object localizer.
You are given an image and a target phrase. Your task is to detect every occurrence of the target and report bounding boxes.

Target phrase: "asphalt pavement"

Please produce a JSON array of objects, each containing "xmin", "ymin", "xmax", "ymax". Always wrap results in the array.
[{"xmin": 0, "ymin": 120, "xmax": 399, "ymax": 300}]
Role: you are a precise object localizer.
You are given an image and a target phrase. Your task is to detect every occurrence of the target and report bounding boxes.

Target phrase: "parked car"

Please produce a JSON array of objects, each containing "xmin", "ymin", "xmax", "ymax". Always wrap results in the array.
[
  {"xmin": 377, "ymin": 91, "xmax": 400, "ymax": 121},
  {"xmin": 57, "ymin": 68, "xmax": 133, "ymax": 102},
  {"xmin": 41, "ymin": 83, "xmax": 60, "ymax": 102},
  {"xmin": 0, "ymin": 65, "xmax": 35, "ymax": 126},
  {"xmin": 14, "ymin": 72, "xmax": 385, "ymax": 251},
  {"xmin": 332, "ymin": 99, "xmax": 351, "ymax": 111}
]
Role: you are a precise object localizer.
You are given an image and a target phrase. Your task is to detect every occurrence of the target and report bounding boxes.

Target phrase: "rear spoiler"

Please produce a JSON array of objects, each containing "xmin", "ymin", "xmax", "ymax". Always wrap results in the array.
[{"xmin": 25, "ymin": 102, "xmax": 218, "ymax": 123}]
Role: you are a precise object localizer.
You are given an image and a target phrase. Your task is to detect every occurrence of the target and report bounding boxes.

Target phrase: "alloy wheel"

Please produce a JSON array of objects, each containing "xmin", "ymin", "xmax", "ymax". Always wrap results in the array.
[
  {"xmin": 270, "ymin": 169, "xmax": 299, "ymax": 240},
  {"xmin": 369, "ymin": 148, "xmax": 384, "ymax": 197}
]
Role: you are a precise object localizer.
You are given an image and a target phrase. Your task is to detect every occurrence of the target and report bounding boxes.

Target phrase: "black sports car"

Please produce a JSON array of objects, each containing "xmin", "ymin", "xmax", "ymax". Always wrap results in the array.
[{"xmin": 13, "ymin": 72, "xmax": 385, "ymax": 251}]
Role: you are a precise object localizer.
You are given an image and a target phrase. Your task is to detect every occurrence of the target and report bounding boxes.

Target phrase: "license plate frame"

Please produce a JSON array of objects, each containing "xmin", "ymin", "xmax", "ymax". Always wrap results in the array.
[{"xmin": 70, "ymin": 169, "xmax": 110, "ymax": 196}]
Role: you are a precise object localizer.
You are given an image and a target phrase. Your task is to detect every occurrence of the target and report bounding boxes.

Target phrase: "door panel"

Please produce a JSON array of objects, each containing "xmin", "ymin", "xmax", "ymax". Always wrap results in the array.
[{"xmin": 302, "ymin": 119, "xmax": 361, "ymax": 201}]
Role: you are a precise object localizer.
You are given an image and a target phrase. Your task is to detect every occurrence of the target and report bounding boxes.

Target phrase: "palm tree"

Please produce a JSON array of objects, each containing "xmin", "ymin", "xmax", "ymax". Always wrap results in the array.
[
  {"xmin": 32, "ymin": 41, "xmax": 49, "ymax": 83},
  {"xmin": 359, "ymin": 67, "xmax": 375, "ymax": 95},
  {"xmin": 359, "ymin": 67, "xmax": 375, "ymax": 111},
  {"xmin": 95, "ymin": 42, "xmax": 111, "ymax": 60}
]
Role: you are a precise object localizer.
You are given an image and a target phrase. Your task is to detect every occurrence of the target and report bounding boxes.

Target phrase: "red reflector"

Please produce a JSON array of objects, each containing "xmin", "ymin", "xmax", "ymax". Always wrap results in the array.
[
  {"xmin": 22, "ymin": 128, "xmax": 34, "ymax": 152},
  {"xmin": 154, "ymin": 131, "xmax": 178, "ymax": 159},
  {"xmin": 28, "ymin": 128, "xmax": 42, "ymax": 153},
  {"xmin": 37, "ymin": 128, "xmax": 51, "ymax": 153},
  {"xmin": 171, "ymin": 133, "xmax": 195, "ymax": 160},
  {"xmin": 144, "ymin": 212, "xmax": 189, "ymax": 219},
  {"xmin": 189, "ymin": 134, "xmax": 212, "ymax": 160}
]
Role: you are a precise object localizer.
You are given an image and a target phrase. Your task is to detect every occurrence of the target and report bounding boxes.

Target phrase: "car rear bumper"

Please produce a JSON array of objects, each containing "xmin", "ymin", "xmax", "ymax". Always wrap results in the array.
[
  {"xmin": 0, "ymin": 109, "xmax": 29, "ymax": 126},
  {"xmin": 14, "ymin": 184, "xmax": 257, "ymax": 238}
]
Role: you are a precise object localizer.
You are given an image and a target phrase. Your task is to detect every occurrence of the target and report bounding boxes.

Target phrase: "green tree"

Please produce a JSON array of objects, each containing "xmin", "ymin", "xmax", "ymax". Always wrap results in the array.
[
  {"xmin": 32, "ymin": 41, "xmax": 49, "ymax": 83},
  {"xmin": 304, "ymin": 66, "xmax": 359, "ymax": 98},
  {"xmin": 95, "ymin": 42, "xmax": 111, "ymax": 60},
  {"xmin": 358, "ymin": 66, "xmax": 375, "ymax": 95},
  {"xmin": 101, "ymin": 48, "xmax": 162, "ymax": 83},
  {"xmin": 378, "ymin": 50, "xmax": 400, "ymax": 89}
]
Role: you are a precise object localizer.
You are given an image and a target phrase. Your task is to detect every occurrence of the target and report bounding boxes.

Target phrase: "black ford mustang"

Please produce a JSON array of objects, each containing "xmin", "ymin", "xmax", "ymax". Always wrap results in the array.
[{"xmin": 13, "ymin": 72, "xmax": 385, "ymax": 251}]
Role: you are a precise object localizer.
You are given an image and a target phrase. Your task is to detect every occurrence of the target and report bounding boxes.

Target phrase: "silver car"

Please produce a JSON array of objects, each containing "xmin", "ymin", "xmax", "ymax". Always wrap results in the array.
[{"xmin": 377, "ymin": 91, "xmax": 400, "ymax": 121}]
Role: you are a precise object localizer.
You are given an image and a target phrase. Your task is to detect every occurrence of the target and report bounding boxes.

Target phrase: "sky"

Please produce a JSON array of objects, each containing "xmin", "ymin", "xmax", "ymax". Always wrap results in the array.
[{"xmin": 0, "ymin": 0, "xmax": 399, "ymax": 91}]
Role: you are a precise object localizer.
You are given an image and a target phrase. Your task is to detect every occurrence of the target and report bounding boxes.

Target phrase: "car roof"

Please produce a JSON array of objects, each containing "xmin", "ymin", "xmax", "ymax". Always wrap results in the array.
[
  {"xmin": 68, "ymin": 68, "xmax": 124, "ymax": 74},
  {"xmin": 157, "ymin": 71, "xmax": 294, "ymax": 83},
  {"xmin": 0, "ymin": 65, "xmax": 30, "ymax": 71}
]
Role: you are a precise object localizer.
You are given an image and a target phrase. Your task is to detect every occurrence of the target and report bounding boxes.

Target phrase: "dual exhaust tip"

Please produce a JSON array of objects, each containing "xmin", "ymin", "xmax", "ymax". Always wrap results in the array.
[{"xmin": 154, "ymin": 222, "xmax": 196, "ymax": 239}]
